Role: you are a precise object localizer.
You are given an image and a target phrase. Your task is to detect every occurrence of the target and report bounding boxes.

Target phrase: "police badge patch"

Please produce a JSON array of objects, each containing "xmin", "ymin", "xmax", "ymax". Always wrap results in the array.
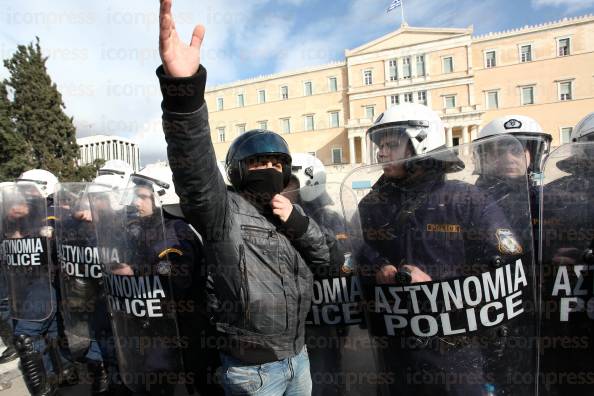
[
  {"xmin": 496, "ymin": 228, "xmax": 523, "ymax": 255},
  {"xmin": 504, "ymin": 119, "xmax": 522, "ymax": 130},
  {"xmin": 156, "ymin": 260, "xmax": 171, "ymax": 275}
]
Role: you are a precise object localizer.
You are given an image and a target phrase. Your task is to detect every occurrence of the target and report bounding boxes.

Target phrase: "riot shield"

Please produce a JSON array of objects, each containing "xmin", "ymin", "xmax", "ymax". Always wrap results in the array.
[
  {"xmin": 0, "ymin": 182, "xmax": 54, "ymax": 321},
  {"xmin": 282, "ymin": 182, "xmax": 378, "ymax": 396},
  {"xmin": 341, "ymin": 135, "xmax": 537, "ymax": 396},
  {"xmin": 54, "ymin": 182, "xmax": 107, "ymax": 358},
  {"xmin": 88, "ymin": 184, "xmax": 184, "ymax": 393},
  {"xmin": 539, "ymin": 141, "xmax": 594, "ymax": 396}
]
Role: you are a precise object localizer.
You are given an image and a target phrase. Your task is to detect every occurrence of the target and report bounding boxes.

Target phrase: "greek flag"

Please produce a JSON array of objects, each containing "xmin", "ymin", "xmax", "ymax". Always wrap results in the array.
[{"xmin": 386, "ymin": 0, "xmax": 402, "ymax": 12}]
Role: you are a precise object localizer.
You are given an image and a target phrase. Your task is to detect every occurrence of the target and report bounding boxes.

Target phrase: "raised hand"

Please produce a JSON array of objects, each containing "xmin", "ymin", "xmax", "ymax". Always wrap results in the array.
[{"xmin": 159, "ymin": 0, "xmax": 205, "ymax": 77}]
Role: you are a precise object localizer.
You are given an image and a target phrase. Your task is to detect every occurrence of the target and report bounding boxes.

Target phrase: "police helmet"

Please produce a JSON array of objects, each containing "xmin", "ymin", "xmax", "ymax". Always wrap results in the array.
[
  {"xmin": 291, "ymin": 153, "xmax": 327, "ymax": 202},
  {"xmin": 17, "ymin": 169, "xmax": 59, "ymax": 198},
  {"xmin": 477, "ymin": 115, "xmax": 551, "ymax": 175},
  {"xmin": 128, "ymin": 163, "xmax": 183, "ymax": 218},
  {"xmin": 93, "ymin": 160, "xmax": 133, "ymax": 190},
  {"xmin": 225, "ymin": 129, "xmax": 292, "ymax": 189},
  {"xmin": 367, "ymin": 103, "xmax": 463, "ymax": 172}
]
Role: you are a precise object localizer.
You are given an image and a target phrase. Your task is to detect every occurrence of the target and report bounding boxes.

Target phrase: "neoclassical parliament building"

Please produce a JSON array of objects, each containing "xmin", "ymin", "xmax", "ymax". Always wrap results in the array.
[{"xmin": 205, "ymin": 14, "xmax": 594, "ymax": 166}]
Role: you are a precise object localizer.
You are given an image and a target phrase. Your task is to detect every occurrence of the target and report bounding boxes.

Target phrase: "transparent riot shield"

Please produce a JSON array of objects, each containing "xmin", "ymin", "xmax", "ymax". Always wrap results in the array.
[
  {"xmin": 0, "ymin": 182, "xmax": 54, "ymax": 321},
  {"xmin": 539, "ymin": 141, "xmax": 594, "ymax": 396},
  {"xmin": 88, "ymin": 184, "xmax": 184, "ymax": 393},
  {"xmin": 54, "ymin": 182, "xmax": 107, "ymax": 358},
  {"xmin": 283, "ymin": 182, "xmax": 378, "ymax": 396},
  {"xmin": 341, "ymin": 135, "xmax": 537, "ymax": 396}
]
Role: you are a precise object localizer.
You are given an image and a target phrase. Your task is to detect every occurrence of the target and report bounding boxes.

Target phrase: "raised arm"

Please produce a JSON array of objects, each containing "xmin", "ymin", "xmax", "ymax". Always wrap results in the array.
[{"xmin": 157, "ymin": 0, "xmax": 228, "ymax": 238}]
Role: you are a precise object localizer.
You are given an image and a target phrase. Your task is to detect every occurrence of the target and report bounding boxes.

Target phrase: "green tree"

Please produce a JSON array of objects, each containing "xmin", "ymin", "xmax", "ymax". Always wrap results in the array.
[
  {"xmin": 74, "ymin": 158, "xmax": 105, "ymax": 182},
  {"xmin": 0, "ymin": 81, "xmax": 32, "ymax": 180},
  {"xmin": 3, "ymin": 37, "xmax": 82, "ymax": 181}
]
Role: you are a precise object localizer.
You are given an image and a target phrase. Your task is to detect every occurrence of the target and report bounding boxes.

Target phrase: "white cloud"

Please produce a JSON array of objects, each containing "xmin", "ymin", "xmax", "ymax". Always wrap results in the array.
[{"xmin": 532, "ymin": 0, "xmax": 594, "ymax": 13}]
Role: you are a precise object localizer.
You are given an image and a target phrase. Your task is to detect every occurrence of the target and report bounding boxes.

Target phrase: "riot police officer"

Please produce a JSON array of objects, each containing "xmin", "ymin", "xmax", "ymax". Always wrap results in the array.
[
  {"xmin": 475, "ymin": 115, "xmax": 552, "ymax": 245},
  {"xmin": 54, "ymin": 161, "xmax": 133, "ymax": 395},
  {"xmin": 1, "ymin": 169, "xmax": 77, "ymax": 396},
  {"xmin": 350, "ymin": 103, "xmax": 533, "ymax": 396},
  {"xmin": 0, "ymin": 181, "xmax": 17, "ymax": 365},
  {"xmin": 90, "ymin": 163, "xmax": 223, "ymax": 396},
  {"xmin": 539, "ymin": 112, "xmax": 594, "ymax": 395},
  {"xmin": 474, "ymin": 116, "xmax": 550, "ymax": 394}
]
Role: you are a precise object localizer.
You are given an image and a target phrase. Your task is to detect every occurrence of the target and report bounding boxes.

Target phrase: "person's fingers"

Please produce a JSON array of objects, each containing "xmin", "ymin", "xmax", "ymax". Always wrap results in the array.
[
  {"xmin": 272, "ymin": 208, "xmax": 284, "ymax": 218},
  {"xmin": 159, "ymin": 0, "xmax": 172, "ymax": 39},
  {"xmin": 190, "ymin": 24, "xmax": 205, "ymax": 49}
]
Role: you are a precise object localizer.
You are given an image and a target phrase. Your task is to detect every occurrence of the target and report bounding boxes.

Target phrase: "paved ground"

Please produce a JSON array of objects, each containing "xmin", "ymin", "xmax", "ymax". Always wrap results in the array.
[{"xmin": 0, "ymin": 358, "xmax": 90, "ymax": 396}]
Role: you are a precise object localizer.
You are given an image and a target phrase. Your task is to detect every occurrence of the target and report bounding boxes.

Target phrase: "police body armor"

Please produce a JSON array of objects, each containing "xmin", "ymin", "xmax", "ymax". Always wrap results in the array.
[
  {"xmin": 89, "ymin": 185, "xmax": 184, "ymax": 394},
  {"xmin": 54, "ymin": 182, "xmax": 107, "ymax": 359},
  {"xmin": 341, "ymin": 136, "xmax": 537, "ymax": 396},
  {"xmin": 539, "ymin": 141, "xmax": 594, "ymax": 396},
  {"xmin": 283, "ymin": 182, "xmax": 378, "ymax": 396},
  {"xmin": 0, "ymin": 182, "xmax": 54, "ymax": 321}
]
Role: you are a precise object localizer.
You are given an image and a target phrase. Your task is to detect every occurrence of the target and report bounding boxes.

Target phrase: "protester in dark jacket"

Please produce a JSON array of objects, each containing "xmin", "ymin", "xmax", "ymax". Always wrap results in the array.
[{"xmin": 156, "ymin": 1, "xmax": 331, "ymax": 395}]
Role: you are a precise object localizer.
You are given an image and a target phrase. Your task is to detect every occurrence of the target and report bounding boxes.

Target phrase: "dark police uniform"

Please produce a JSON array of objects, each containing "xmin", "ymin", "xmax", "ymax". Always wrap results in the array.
[{"xmin": 358, "ymin": 171, "xmax": 523, "ymax": 396}]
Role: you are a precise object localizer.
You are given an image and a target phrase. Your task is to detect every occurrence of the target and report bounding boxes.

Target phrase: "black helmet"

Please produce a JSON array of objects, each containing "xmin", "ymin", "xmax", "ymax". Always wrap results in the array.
[{"xmin": 225, "ymin": 129, "xmax": 292, "ymax": 189}]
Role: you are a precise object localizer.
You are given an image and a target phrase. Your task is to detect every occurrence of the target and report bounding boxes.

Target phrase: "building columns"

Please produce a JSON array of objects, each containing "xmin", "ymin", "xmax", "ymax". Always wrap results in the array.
[
  {"xmin": 361, "ymin": 137, "xmax": 368, "ymax": 164},
  {"xmin": 445, "ymin": 127, "xmax": 453, "ymax": 147},
  {"xmin": 470, "ymin": 125, "xmax": 479, "ymax": 141},
  {"xmin": 349, "ymin": 137, "xmax": 356, "ymax": 164},
  {"xmin": 462, "ymin": 125, "xmax": 470, "ymax": 144}
]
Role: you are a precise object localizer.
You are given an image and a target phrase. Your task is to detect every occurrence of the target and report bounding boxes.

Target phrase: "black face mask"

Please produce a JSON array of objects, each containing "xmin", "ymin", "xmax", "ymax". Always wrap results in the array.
[{"xmin": 242, "ymin": 168, "xmax": 285, "ymax": 210}]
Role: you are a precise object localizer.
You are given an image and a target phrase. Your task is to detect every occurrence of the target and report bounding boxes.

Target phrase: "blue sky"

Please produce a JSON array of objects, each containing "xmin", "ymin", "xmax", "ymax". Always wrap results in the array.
[{"xmin": 1, "ymin": 0, "xmax": 593, "ymax": 164}]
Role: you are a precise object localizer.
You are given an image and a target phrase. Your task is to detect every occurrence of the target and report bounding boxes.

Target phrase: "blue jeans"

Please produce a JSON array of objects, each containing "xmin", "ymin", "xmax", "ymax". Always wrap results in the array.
[{"xmin": 220, "ymin": 346, "xmax": 312, "ymax": 396}]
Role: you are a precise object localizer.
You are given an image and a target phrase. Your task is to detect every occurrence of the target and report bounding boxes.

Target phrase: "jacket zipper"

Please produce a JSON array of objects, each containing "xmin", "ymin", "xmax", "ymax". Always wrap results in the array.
[
  {"xmin": 240, "ymin": 224, "xmax": 274, "ymax": 238},
  {"xmin": 238, "ymin": 244, "xmax": 250, "ymax": 323}
]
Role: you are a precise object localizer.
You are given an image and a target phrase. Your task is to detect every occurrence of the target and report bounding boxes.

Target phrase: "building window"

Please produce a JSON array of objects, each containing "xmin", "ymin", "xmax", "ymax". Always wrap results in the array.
[
  {"xmin": 217, "ymin": 97, "xmax": 224, "ymax": 111},
  {"xmin": 389, "ymin": 59, "xmax": 398, "ymax": 81},
  {"xmin": 281, "ymin": 85, "xmax": 289, "ymax": 100},
  {"xmin": 444, "ymin": 95, "xmax": 456, "ymax": 109},
  {"xmin": 328, "ymin": 77, "xmax": 338, "ymax": 92},
  {"xmin": 332, "ymin": 148, "xmax": 343, "ymax": 164},
  {"xmin": 390, "ymin": 94, "xmax": 400, "ymax": 106},
  {"xmin": 521, "ymin": 86, "xmax": 535, "ymax": 105},
  {"xmin": 442, "ymin": 56, "xmax": 453, "ymax": 74},
  {"xmin": 485, "ymin": 51, "xmax": 496, "ymax": 68},
  {"xmin": 520, "ymin": 45, "xmax": 532, "ymax": 62},
  {"xmin": 558, "ymin": 38, "xmax": 570, "ymax": 57},
  {"xmin": 365, "ymin": 105, "xmax": 375, "ymax": 120},
  {"xmin": 237, "ymin": 93, "xmax": 245, "ymax": 107},
  {"xmin": 486, "ymin": 90, "xmax": 499, "ymax": 109},
  {"xmin": 560, "ymin": 127, "xmax": 573, "ymax": 144},
  {"xmin": 258, "ymin": 90, "xmax": 266, "ymax": 104},
  {"xmin": 559, "ymin": 81, "xmax": 573, "ymax": 101},
  {"xmin": 304, "ymin": 115, "xmax": 315, "ymax": 131},
  {"xmin": 329, "ymin": 111, "xmax": 340, "ymax": 128},
  {"xmin": 402, "ymin": 57, "xmax": 411, "ymax": 79},
  {"xmin": 416, "ymin": 55, "xmax": 425, "ymax": 77},
  {"xmin": 258, "ymin": 120, "xmax": 268, "ymax": 130},
  {"xmin": 304, "ymin": 81, "xmax": 313, "ymax": 96},
  {"xmin": 404, "ymin": 92, "xmax": 413, "ymax": 103},
  {"xmin": 217, "ymin": 127, "xmax": 225, "ymax": 142},
  {"xmin": 281, "ymin": 118, "xmax": 291, "ymax": 133},
  {"xmin": 417, "ymin": 91, "xmax": 427, "ymax": 105},
  {"xmin": 236, "ymin": 124, "xmax": 246, "ymax": 135},
  {"xmin": 364, "ymin": 70, "xmax": 373, "ymax": 86}
]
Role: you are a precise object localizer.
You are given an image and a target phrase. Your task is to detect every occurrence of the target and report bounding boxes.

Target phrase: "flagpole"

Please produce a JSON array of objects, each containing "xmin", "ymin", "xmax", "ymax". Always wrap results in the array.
[{"xmin": 400, "ymin": 0, "xmax": 407, "ymax": 26}]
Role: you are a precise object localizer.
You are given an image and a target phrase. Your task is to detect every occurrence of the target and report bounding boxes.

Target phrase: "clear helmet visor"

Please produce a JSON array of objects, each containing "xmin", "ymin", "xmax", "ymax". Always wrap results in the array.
[
  {"xmin": 475, "ymin": 133, "xmax": 550, "ymax": 179},
  {"xmin": 367, "ymin": 126, "xmax": 424, "ymax": 165}
]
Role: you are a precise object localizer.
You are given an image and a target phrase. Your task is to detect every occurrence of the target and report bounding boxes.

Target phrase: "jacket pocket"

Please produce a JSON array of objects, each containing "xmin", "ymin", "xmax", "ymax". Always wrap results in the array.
[{"xmin": 240, "ymin": 224, "xmax": 289, "ymax": 335}]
